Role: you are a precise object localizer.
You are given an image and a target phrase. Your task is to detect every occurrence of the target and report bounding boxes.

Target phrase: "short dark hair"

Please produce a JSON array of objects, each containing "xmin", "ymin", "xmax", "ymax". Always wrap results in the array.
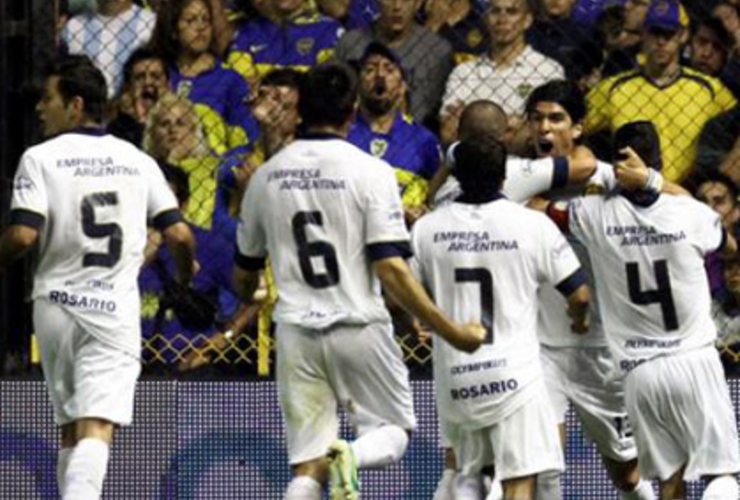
[
  {"xmin": 458, "ymin": 100, "xmax": 508, "ymax": 141},
  {"xmin": 613, "ymin": 121, "xmax": 662, "ymax": 171},
  {"xmin": 694, "ymin": 170, "xmax": 740, "ymax": 203},
  {"xmin": 692, "ymin": 16, "xmax": 733, "ymax": 54},
  {"xmin": 261, "ymin": 68, "xmax": 304, "ymax": 92},
  {"xmin": 453, "ymin": 134, "xmax": 508, "ymax": 200},
  {"xmin": 526, "ymin": 80, "xmax": 586, "ymax": 124},
  {"xmin": 299, "ymin": 63, "xmax": 357, "ymax": 129},
  {"xmin": 122, "ymin": 47, "xmax": 167, "ymax": 88},
  {"xmin": 49, "ymin": 55, "xmax": 108, "ymax": 122}
]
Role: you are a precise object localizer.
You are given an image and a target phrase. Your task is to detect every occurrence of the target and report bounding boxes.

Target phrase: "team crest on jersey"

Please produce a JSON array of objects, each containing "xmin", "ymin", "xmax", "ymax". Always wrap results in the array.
[
  {"xmin": 517, "ymin": 83, "xmax": 534, "ymax": 99},
  {"xmin": 176, "ymin": 80, "xmax": 193, "ymax": 98},
  {"xmin": 467, "ymin": 29, "xmax": 484, "ymax": 49},
  {"xmin": 13, "ymin": 174, "xmax": 33, "ymax": 192},
  {"xmin": 370, "ymin": 138, "xmax": 388, "ymax": 158},
  {"xmin": 296, "ymin": 38, "xmax": 315, "ymax": 55}
]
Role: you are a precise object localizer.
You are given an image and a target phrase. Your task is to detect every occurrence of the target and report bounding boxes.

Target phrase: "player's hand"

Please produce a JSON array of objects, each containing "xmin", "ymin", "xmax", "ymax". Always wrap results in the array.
[
  {"xmin": 614, "ymin": 147, "xmax": 650, "ymax": 190},
  {"xmin": 404, "ymin": 205, "xmax": 428, "ymax": 226},
  {"xmin": 569, "ymin": 309, "xmax": 589, "ymax": 335},
  {"xmin": 451, "ymin": 323, "xmax": 486, "ymax": 353}
]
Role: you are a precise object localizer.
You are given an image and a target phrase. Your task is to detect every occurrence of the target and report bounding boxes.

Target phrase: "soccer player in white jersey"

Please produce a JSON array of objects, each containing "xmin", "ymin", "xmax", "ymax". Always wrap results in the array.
[
  {"xmin": 411, "ymin": 135, "xmax": 589, "ymax": 500},
  {"xmin": 526, "ymin": 81, "xmax": 655, "ymax": 500},
  {"xmin": 430, "ymin": 99, "xmax": 599, "ymax": 209},
  {"xmin": 537, "ymin": 121, "xmax": 740, "ymax": 500},
  {"xmin": 0, "ymin": 56, "xmax": 195, "ymax": 500},
  {"xmin": 232, "ymin": 63, "xmax": 486, "ymax": 500}
]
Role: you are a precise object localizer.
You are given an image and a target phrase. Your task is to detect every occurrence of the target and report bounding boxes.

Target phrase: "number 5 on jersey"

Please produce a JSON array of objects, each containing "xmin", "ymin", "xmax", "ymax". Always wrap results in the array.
[{"xmin": 455, "ymin": 268, "xmax": 494, "ymax": 344}]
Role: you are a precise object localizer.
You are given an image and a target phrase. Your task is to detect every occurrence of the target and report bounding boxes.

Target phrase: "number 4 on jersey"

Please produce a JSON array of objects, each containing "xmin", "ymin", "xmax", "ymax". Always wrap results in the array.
[{"xmin": 626, "ymin": 260, "xmax": 679, "ymax": 331}]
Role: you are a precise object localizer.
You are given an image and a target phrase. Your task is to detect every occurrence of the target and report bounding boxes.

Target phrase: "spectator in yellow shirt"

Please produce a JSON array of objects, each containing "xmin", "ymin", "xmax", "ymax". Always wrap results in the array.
[{"xmin": 585, "ymin": 0, "xmax": 736, "ymax": 182}]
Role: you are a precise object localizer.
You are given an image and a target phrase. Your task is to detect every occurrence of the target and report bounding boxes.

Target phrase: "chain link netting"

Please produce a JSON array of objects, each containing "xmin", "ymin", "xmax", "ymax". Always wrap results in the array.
[{"xmin": 42, "ymin": 0, "xmax": 740, "ymax": 377}]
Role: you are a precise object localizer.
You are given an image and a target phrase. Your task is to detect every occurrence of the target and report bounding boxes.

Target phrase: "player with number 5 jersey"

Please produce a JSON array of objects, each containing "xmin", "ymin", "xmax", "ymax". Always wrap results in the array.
[
  {"xmin": 0, "ymin": 56, "xmax": 195, "ymax": 500},
  {"xmin": 411, "ymin": 135, "xmax": 589, "ymax": 500}
]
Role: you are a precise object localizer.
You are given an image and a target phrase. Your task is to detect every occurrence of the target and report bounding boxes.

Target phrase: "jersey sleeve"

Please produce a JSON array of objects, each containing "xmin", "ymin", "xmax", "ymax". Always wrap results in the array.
[
  {"xmin": 537, "ymin": 217, "xmax": 584, "ymax": 293},
  {"xmin": 503, "ymin": 156, "xmax": 562, "ymax": 203},
  {"xmin": 145, "ymin": 158, "xmax": 182, "ymax": 230},
  {"xmin": 365, "ymin": 167, "xmax": 412, "ymax": 261},
  {"xmin": 235, "ymin": 172, "xmax": 268, "ymax": 270},
  {"xmin": 10, "ymin": 152, "xmax": 48, "ymax": 228},
  {"xmin": 692, "ymin": 201, "xmax": 725, "ymax": 255}
]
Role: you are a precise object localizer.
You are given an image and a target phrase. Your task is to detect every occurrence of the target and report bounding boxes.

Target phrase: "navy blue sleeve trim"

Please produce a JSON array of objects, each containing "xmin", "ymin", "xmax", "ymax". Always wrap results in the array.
[
  {"xmin": 235, "ymin": 252, "xmax": 266, "ymax": 271},
  {"xmin": 152, "ymin": 209, "xmax": 184, "ymax": 230},
  {"xmin": 9, "ymin": 209, "xmax": 45, "ymax": 229},
  {"xmin": 717, "ymin": 228, "xmax": 728, "ymax": 253},
  {"xmin": 555, "ymin": 267, "xmax": 587, "ymax": 297},
  {"xmin": 367, "ymin": 241, "xmax": 413, "ymax": 262},
  {"xmin": 551, "ymin": 157, "xmax": 569, "ymax": 189}
]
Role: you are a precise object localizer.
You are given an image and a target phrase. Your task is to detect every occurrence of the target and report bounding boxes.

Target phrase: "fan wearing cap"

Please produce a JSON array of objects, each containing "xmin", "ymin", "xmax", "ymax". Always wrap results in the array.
[
  {"xmin": 347, "ymin": 42, "xmax": 441, "ymax": 224},
  {"xmin": 585, "ymin": 0, "xmax": 737, "ymax": 184}
]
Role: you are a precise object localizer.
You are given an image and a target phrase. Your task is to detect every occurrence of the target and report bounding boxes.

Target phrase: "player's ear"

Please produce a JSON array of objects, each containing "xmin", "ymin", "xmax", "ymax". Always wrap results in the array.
[
  {"xmin": 572, "ymin": 122, "xmax": 583, "ymax": 141},
  {"xmin": 69, "ymin": 95, "xmax": 86, "ymax": 123}
]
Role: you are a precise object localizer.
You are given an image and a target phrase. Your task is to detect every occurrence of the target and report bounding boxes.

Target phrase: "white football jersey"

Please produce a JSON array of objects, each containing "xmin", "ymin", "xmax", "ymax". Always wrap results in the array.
[
  {"xmin": 432, "ymin": 156, "xmax": 568, "ymax": 208},
  {"xmin": 237, "ymin": 136, "xmax": 410, "ymax": 329},
  {"xmin": 11, "ymin": 130, "xmax": 180, "ymax": 355},
  {"xmin": 411, "ymin": 198, "xmax": 583, "ymax": 428},
  {"xmin": 537, "ymin": 160, "xmax": 613, "ymax": 348},
  {"xmin": 569, "ymin": 193, "xmax": 724, "ymax": 376}
]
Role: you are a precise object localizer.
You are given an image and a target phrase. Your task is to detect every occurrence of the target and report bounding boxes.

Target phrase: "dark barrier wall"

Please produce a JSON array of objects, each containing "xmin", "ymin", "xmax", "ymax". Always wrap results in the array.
[{"xmin": 1, "ymin": 380, "xmax": 736, "ymax": 499}]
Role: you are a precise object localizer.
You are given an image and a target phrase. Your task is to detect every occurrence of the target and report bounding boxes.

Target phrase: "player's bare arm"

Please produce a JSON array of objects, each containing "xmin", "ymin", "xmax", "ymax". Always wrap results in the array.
[
  {"xmin": 566, "ymin": 145, "xmax": 598, "ymax": 184},
  {"xmin": 161, "ymin": 221, "xmax": 197, "ymax": 286},
  {"xmin": 614, "ymin": 147, "xmax": 689, "ymax": 195},
  {"xmin": 567, "ymin": 284, "xmax": 590, "ymax": 334},
  {"xmin": 0, "ymin": 224, "xmax": 39, "ymax": 273},
  {"xmin": 372, "ymin": 256, "xmax": 485, "ymax": 353}
]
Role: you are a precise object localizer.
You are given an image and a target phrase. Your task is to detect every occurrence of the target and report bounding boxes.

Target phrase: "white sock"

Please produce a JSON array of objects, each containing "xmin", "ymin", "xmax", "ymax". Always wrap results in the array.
[
  {"xmin": 536, "ymin": 470, "xmax": 562, "ymax": 500},
  {"xmin": 350, "ymin": 425, "xmax": 408, "ymax": 469},
  {"xmin": 485, "ymin": 476, "xmax": 503, "ymax": 500},
  {"xmin": 621, "ymin": 479, "xmax": 656, "ymax": 499},
  {"xmin": 702, "ymin": 476, "xmax": 739, "ymax": 500},
  {"xmin": 454, "ymin": 473, "xmax": 485, "ymax": 500},
  {"xmin": 57, "ymin": 447, "xmax": 73, "ymax": 495},
  {"xmin": 284, "ymin": 476, "xmax": 322, "ymax": 500},
  {"xmin": 433, "ymin": 469, "xmax": 457, "ymax": 500},
  {"xmin": 62, "ymin": 438, "xmax": 109, "ymax": 500}
]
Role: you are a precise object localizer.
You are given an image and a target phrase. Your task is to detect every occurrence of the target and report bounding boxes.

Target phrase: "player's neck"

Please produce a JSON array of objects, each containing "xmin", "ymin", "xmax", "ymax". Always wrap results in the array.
[{"xmin": 306, "ymin": 124, "xmax": 349, "ymax": 138}]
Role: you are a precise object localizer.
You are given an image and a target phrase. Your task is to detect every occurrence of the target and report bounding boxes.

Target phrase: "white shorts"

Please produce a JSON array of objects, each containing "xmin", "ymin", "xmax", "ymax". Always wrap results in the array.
[
  {"xmin": 447, "ymin": 380, "xmax": 564, "ymax": 480},
  {"xmin": 541, "ymin": 346, "xmax": 637, "ymax": 462},
  {"xmin": 276, "ymin": 321, "xmax": 416, "ymax": 465},
  {"xmin": 624, "ymin": 346, "xmax": 740, "ymax": 481},
  {"xmin": 34, "ymin": 301, "xmax": 141, "ymax": 426}
]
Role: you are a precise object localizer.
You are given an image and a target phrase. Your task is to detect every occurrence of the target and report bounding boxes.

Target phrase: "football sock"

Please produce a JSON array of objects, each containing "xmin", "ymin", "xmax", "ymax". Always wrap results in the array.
[
  {"xmin": 702, "ymin": 475, "xmax": 739, "ymax": 500},
  {"xmin": 351, "ymin": 425, "xmax": 408, "ymax": 469},
  {"xmin": 284, "ymin": 475, "xmax": 322, "ymax": 500},
  {"xmin": 433, "ymin": 469, "xmax": 457, "ymax": 500},
  {"xmin": 62, "ymin": 438, "xmax": 109, "ymax": 500},
  {"xmin": 57, "ymin": 447, "xmax": 73, "ymax": 495},
  {"xmin": 620, "ymin": 479, "xmax": 656, "ymax": 499}
]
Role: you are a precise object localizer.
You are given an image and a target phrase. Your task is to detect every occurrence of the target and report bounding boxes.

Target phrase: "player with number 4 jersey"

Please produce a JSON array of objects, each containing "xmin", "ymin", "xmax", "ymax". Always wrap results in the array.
[{"xmin": 411, "ymin": 135, "xmax": 588, "ymax": 500}]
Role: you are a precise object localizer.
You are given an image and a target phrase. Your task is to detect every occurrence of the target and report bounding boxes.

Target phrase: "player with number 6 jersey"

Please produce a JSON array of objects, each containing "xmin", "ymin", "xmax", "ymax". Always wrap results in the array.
[
  {"xmin": 234, "ymin": 64, "xmax": 485, "ymax": 500},
  {"xmin": 411, "ymin": 135, "xmax": 588, "ymax": 500}
]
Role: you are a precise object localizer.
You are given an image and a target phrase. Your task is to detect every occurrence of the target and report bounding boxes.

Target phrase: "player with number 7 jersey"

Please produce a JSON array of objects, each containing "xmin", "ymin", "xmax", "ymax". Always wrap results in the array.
[{"xmin": 410, "ymin": 136, "xmax": 589, "ymax": 499}]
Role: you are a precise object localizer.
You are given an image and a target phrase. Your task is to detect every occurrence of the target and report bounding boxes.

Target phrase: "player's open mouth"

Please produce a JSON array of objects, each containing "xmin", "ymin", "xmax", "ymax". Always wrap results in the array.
[{"xmin": 538, "ymin": 139, "xmax": 554, "ymax": 153}]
